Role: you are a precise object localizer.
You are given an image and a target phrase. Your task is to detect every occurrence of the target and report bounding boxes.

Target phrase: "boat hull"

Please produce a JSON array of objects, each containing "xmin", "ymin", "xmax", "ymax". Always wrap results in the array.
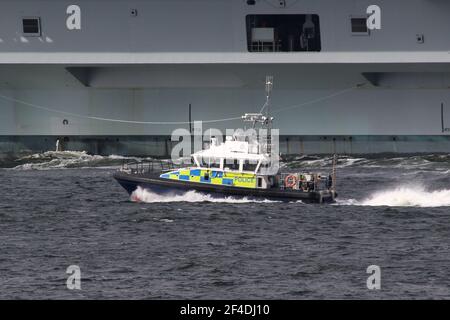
[{"xmin": 113, "ymin": 171, "xmax": 337, "ymax": 203}]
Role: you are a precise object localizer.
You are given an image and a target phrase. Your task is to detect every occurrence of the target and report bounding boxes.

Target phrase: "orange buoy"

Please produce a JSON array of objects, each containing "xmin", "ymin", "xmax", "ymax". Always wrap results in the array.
[{"xmin": 285, "ymin": 175, "xmax": 297, "ymax": 188}]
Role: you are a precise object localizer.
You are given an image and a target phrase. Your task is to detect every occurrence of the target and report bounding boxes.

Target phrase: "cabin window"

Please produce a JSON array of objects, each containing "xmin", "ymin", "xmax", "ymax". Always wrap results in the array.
[
  {"xmin": 200, "ymin": 157, "xmax": 220, "ymax": 168},
  {"xmin": 224, "ymin": 159, "xmax": 239, "ymax": 170},
  {"xmin": 209, "ymin": 161, "xmax": 221, "ymax": 169},
  {"xmin": 243, "ymin": 160, "xmax": 258, "ymax": 172},
  {"xmin": 246, "ymin": 14, "xmax": 321, "ymax": 52},
  {"xmin": 257, "ymin": 177, "xmax": 263, "ymax": 188},
  {"xmin": 22, "ymin": 17, "xmax": 41, "ymax": 36},
  {"xmin": 350, "ymin": 17, "xmax": 369, "ymax": 35}
]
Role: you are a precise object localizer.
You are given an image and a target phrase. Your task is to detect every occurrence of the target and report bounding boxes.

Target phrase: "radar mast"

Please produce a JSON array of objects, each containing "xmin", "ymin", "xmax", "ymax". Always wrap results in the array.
[{"xmin": 241, "ymin": 76, "xmax": 274, "ymax": 154}]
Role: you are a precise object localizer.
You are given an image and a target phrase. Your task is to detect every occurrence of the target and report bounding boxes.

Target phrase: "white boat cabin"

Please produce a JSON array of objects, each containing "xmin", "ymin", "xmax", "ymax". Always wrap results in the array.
[{"xmin": 192, "ymin": 135, "xmax": 275, "ymax": 177}]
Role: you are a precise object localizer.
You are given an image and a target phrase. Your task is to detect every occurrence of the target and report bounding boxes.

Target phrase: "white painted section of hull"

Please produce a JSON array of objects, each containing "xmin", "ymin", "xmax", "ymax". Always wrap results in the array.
[{"xmin": 1, "ymin": 52, "xmax": 450, "ymax": 64}]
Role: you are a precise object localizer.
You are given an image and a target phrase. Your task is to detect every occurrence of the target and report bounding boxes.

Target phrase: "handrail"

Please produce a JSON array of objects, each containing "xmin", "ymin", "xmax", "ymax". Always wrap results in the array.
[{"xmin": 120, "ymin": 158, "xmax": 191, "ymax": 175}]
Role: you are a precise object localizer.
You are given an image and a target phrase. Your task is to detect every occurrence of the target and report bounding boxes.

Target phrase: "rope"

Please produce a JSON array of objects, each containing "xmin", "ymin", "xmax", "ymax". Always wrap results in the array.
[
  {"xmin": 0, "ymin": 83, "xmax": 364, "ymax": 125},
  {"xmin": 272, "ymin": 83, "xmax": 365, "ymax": 114},
  {"xmin": 0, "ymin": 93, "xmax": 241, "ymax": 125}
]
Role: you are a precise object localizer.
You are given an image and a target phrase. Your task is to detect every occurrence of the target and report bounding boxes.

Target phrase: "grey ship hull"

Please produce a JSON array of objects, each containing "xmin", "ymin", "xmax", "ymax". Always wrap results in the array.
[{"xmin": 1, "ymin": 0, "xmax": 450, "ymax": 157}]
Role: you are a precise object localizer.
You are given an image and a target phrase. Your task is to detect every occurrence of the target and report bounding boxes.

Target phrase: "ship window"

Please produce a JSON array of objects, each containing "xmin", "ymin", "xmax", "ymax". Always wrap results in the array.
[
  {"xmin": 224, "ymin": 159, "xmax": 239, "ymax": 170},
  {"xmin": 209, "ymin": 162, "xmax": 220, "ymax": 169},
  {"xmin": 243, "ymin": 160, "xmax": 258, "ymax": 172},
  {"xmin": 22, "ymin": 17, "xmax": 41, "ymax": 36},
  {"xmin": 200, "ymin": 157, "xmax": 220, "ymax": 168},
  {"xmin": 246, "ymin": 14, "xmax": 321, "ymax": 52},
  {"xmin": 350, "ymin": 17, "xmax": 369, "ymax": 35}
]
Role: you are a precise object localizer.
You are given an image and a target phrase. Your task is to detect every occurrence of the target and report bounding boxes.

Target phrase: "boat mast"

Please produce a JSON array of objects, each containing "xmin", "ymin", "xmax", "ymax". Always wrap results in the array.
[
  {"xmin": 332, "ymin": 154, "xmax": 337, "ymax": 191},
  {"xmin": 241, "ymin": 75, "xmax": 274, "ymax": 155},
  {"xmin": 265, "ymin": 76, "xmax": 273, "ymax": 155},
  {"xmin": 265, "ymin": 75, "xmax": 273, "ymax": 119}
]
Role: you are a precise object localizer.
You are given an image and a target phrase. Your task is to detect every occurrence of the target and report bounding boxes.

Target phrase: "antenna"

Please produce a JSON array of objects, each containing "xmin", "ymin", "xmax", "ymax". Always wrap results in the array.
[
  {"xmin": 265, "ymin": 76, "xmax": 273, "ymax": 99},
  {"xmin": 241, "ymin": 76, "xmax": 275, "ymax": 154},
  {"xmin": 265, "ymin": 75, "xmax": 273, "ymax": 118},
  {"xmin": 188, "ymin": 103, "xmax": 192, "ymax": 134},
  {"xmin": 265, "ymin": 76, "xmax": 273, "ymax": 154},
  {"xmin": 332, "ymin": 154, "xmax": 337, "ymax": 191}
]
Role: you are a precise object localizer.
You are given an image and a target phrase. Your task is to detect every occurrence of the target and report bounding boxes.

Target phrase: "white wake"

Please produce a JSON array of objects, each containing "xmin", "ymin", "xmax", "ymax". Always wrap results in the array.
[
  {"xmin": 336, "ymin": 186, "xmax": 450, "ymax": 207},
  {"xmin": 12, "ymin": 151, "xmax": 141, "ymax": 170},
  {"xmin": 130, "ymin": 186, "xmax": 280, "ymax": 204}
]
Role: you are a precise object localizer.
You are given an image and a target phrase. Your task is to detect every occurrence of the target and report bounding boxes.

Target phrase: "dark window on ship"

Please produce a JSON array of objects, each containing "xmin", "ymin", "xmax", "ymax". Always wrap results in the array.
[
  {"xmin": 201, "ymin": 157, "xmax": 220, "ymax": 168},
  {"xmin": 246, "ymin": 14, "xmax": 321, "ymax": 52},
  {"xmin": 350, "ymin": 17, "xmax": 369, "ymax": 35},
  {"xmin": 243, "ymin": 160, "xmax": 257, "ymax": 172},
  {"xmin": 209, "ymin": 161, "xmax": 220, "ymax": 169},
  {"xmin": 22, "ymin": 17, "xmax": 41, "ymax": 36},
  {"xmin": 224, "ymin": 159, "xmax": 239, "ymax": 170}
]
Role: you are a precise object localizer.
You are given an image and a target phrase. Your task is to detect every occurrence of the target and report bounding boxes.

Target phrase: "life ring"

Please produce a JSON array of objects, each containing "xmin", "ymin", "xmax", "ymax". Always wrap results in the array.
[{"xmin": 285, "ymin": 175, "xmax": 297, "ymax": 188}]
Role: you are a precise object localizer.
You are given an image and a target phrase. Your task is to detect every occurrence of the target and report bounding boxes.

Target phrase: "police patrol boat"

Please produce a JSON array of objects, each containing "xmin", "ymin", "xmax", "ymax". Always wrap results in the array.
[{"xmin": 114, "ymin": 77, "xmax": 337, "ymax": 203}]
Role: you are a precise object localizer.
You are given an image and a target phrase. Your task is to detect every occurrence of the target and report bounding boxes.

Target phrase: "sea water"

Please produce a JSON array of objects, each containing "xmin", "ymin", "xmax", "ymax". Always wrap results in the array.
[{"xmin": 0, "ymin": 152, "xmax": 449, "ymax": 299}]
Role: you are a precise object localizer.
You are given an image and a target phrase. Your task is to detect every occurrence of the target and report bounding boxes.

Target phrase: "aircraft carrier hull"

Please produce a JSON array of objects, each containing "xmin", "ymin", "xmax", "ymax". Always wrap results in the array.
[
  {"xmin": 1, "ymin": 84, "xmax": 449, "ymax": 157},
  {"xmin": 1, "ymin": 0, "xmax": 449, "ymax": 157}
]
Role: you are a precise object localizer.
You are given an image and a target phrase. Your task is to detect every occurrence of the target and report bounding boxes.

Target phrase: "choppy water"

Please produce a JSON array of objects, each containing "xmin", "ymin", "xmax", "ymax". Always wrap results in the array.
[{"xmin": 0, "ymin": 151, "xmax": 450, "ymax": 299}]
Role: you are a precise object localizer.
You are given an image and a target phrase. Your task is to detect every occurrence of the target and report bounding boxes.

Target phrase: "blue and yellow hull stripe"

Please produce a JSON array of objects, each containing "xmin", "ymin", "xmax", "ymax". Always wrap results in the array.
[{"xmin": 160, "ymin": 168, "xmax": 257, "ymax": 188}]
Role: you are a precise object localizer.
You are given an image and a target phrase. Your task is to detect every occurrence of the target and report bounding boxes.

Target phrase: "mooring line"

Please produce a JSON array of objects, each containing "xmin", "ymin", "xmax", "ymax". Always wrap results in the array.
[{"xmin": 0, "ymin": 83, "xmax": 364, "ymax": 125}]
